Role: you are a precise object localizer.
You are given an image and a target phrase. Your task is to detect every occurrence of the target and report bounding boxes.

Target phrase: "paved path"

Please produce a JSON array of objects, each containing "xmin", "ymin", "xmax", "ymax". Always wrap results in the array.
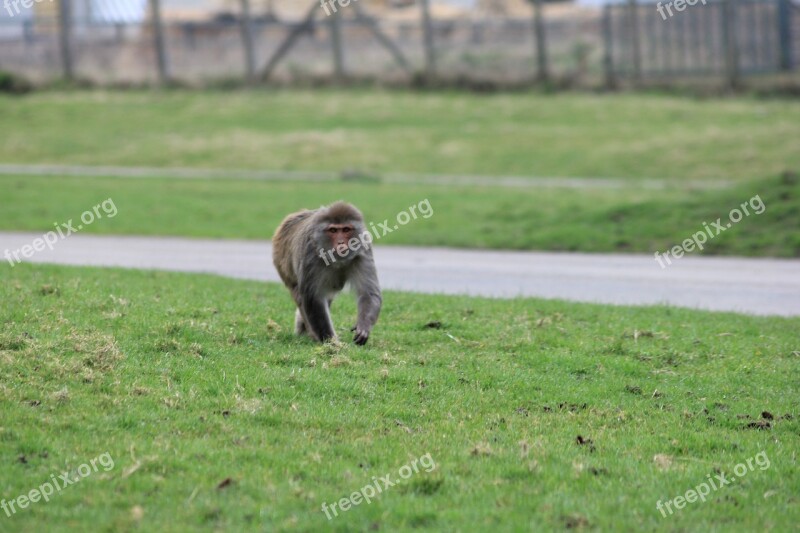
[
  {"xmin": 2, "ymin": 232, "xmax": 799, "ymax": 317},
  {"xmin": 0, "ymin": 164, "xmax": 730, "ymax": 190}
]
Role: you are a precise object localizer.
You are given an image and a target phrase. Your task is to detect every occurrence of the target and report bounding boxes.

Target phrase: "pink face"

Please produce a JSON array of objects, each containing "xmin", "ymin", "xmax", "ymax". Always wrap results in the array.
[{"xmin": 327, "ymin": 224, "xmax": 355, "ymax": 255}]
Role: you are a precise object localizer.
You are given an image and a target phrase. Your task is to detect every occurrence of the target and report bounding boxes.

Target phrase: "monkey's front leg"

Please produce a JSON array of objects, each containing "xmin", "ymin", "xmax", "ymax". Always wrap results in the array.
[
  {"xmin": 353, "ymin": 292, "xmax": 382, "ymax": 346},
  {"xmin": 294, "ymin": 308, "xmax": 307, "ymax": 335},
  {"xmin": 302, "ymin": 294, "xmax": 336, "ymax": 342}
]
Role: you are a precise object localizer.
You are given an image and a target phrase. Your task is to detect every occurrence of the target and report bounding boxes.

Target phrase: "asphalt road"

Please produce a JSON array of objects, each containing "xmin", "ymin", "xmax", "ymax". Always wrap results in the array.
[
  {"xmin": 0, "ymin": 164, "xmax": 728, "ymax": 190},
  {"xmin": 2, "ymin": 232, "xmax": 799, "ymax": 317}
]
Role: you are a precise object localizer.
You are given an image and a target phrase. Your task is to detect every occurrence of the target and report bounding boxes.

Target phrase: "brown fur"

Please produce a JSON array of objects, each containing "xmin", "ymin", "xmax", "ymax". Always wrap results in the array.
[
  {"xmin": 324, "ymin": 201, "xmax": 364, "ymax": 224},
  {"xmin": 272, "ymin": 209, "xmax": 313, "ymax": 292},
  {"xmin": 271, "ymin": 202, "xmax": 382, "ymax": 345}
]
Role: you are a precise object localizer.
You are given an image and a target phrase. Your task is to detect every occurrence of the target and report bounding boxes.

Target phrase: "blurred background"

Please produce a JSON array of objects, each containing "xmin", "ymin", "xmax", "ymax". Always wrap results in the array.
[
  {"xmin": 0, "ymin": 0, "xmax": 798, "ymax": 283},
  {"xmin": 0, "ymin": 0, "xmax": 798, "ymax": 89}
]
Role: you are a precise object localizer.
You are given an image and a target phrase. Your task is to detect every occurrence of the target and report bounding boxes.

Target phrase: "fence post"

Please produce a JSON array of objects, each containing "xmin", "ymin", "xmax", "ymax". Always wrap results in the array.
[
  {"xmin": 777, "ymin": 0, "xmax": 793, "ymax": 71},
  {"xmin": 531, "ymin": 0, "xmax": 549, "ymax": 83},
  {"xmin": 419, "ymin": 0, "xmax": 436, "ymax": 80},
  {"xmin": 602, "ymin": 4, "xmax": 615, "ymax": 89},
  {"xmin": 23, "ymin": 19, "xmax": 34, "ymax": 44},
  {"xmin": 627, "ymin": 0, "xmax": 641, "ymax": 84},
  {"xmin": 721, "ymin": 0, "xmax": 740, "ymax": 89},
  {"xmin": 57, "ymin": 0, "xmax": 74, "ymax": 80},
  {"xmin": 239, "ymin": 0, "xmax": 257, "ymax": 84},
  {"xmin": 330, "ymin": 5, "xmax": 345, "ymax": 82},
  {"xmin": 149, "ymin": 0, "xmax": 170, "ymax": 85}
]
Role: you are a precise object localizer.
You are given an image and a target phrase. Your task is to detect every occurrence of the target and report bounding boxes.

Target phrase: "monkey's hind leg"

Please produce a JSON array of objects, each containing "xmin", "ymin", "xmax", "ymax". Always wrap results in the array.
[{"xmin": 294, "ymin": 308, "xmax": 308, "ymax": 336}]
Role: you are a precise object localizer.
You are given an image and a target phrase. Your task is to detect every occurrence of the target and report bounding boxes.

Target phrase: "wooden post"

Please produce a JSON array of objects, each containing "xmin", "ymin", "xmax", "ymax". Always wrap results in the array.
[
  {"xmin": 23, "ymin": 19, "xmax": 34, "ymax": 44},
  {"xmin": 330, "ymin": 5, "xmax": 345, "ymax": 82},
  {"xmin": 688, "ymin": 4, "xmax": 701, "ymax": 71},
  {"xmin": 777, "ymin": 0, "xmax": 793, "ymax": 71},
  {"xmin": 531, "ymin": 0, "xmax": 549, "ymax": 83},
  {"xmin": 721, "ymin": 0, "xmax": 740, "ymax": 89},
  {"xmin": 419, "ymin": 0, "xmax": 436, "ymax": 80},
  {"xmin": 676, "ymin": 5, "xmax": 688, "ymax": 71},
  {"xmin": 114, "ymin": 23, "xmax": 124, "ymax": 45},
  {"xmin": 703, "ymin": 3, "xmax": 715, "ymax": 71},
  {"xmin": 602, "ymin": 4, "xmax": 615, "ymax": 89},
  {"xmin": 57, "ymin": 0, "xmax": 74, "ymax": 80},
  {"xmin": 627, "ymin": 0, "xmax": 641, "ymax": 84},
  {"xmin": 149, "ymin": 0, "xmax": 170, "ymax": 84},
  {"xmin": 646, "ymin": 3, "xmax": 657, "ymax": 69},
  {"xmin": 239, "ymin": 0, "xmax": 257, "ymax": 84}
]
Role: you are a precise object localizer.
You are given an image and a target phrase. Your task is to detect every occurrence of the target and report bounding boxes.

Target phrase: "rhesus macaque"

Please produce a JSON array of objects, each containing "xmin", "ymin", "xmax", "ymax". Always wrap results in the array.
[{"xmin": 272, "ymin": 202, "xmax": 382, "ymax": 345}]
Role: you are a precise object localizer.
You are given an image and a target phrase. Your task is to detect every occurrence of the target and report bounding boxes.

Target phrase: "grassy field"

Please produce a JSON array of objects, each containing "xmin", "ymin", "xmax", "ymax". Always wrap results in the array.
[
  {"xmin": 0, "ymin": 264, "xmax": 798, "ymax": 531},
  {"xmin": 1, "ymin": 171, "xmax": 798, "ymax": 257},
  {"xmin": 2, "ymin": 88, "xmax": 798, "ymax": 533},
  {"xmin": 1, "ymin": 90, "xmax": 799, "ymax": 182}
]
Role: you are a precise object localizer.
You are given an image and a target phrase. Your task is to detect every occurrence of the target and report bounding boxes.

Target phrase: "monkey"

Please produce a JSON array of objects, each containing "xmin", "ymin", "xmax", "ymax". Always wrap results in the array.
[{"xmin": 272, "ymin": 202, "xmax": 382, "ymax": 345}]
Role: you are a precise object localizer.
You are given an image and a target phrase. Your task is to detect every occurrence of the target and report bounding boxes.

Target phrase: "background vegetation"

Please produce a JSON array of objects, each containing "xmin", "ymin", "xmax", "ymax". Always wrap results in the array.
[{"xmin": 1, "ymin": 90, "xmax": 799, "ymax": 182}]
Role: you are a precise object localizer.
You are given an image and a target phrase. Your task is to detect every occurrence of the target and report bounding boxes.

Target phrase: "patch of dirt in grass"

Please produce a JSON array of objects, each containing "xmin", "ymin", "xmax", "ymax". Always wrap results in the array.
[
  {"xmin": 401, "ymin": 477, "xmax": 444, "ymax": 496},
  {"xmin": 470, "ymin": 442, "xmax": 493, "ymax": 456},
  {"xmin": 739, "ymin": 411, "xmax": 785, "ymax": 430},
  {"xmin": 0, "ymin": 333, "xmax": 29, "ymax": 351},
  {"xmin": 563, "ymin": 514, "xmax": 590, "ymax": 529},
  {"xmin": 69, "ymin": 331, "xmax": 122, "ymax": 372},
  {"xmin": 235, "ymin": 397, "xmax": 263, "ymax": 415},
  {"xmin": 575, "ymin": 435, "xmax": 596, "ymax": 452},
  {"xmin": 744, "ymin": 419, "xmax": 771, "ymax": 430},
  {"xmin": 653, "ymin": 454, "xmax": 674, "ymax": 471},
  {"xmin": 217, "ymin": 477, "xmax": 235, "ymax": 490},
  {"xmin": 543, "ymin": 402, "xmax": 588, "ymax": 413}
]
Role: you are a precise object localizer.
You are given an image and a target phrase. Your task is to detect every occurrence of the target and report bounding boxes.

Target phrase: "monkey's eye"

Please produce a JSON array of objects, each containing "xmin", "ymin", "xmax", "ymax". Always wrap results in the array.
[{"xmin": 328, "ymin": 228, "xmax": 338, "ymax": 234}]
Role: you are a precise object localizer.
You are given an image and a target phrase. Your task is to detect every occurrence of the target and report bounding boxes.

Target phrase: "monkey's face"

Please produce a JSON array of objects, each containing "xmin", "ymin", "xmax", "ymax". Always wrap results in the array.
[{"xmin": 326, "ymin": 223, "xmax": 356, "ymax": 257}]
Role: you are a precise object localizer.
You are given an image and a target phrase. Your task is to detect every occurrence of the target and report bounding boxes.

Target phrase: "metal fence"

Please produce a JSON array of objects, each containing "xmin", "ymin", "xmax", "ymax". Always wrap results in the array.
[
  {"xmin": 605, "ymin": 0, "xmax": 799, "ymax": 85},
  {"xmin": 0, "ymin": 0, "xmax": 797, "ymax": 88}
]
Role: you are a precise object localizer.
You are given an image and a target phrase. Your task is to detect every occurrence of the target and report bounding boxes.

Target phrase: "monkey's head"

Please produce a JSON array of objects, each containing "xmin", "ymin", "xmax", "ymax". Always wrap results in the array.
[{"xmin": 315, "ymin": 202, "xmax": 368, "ymax": 265}]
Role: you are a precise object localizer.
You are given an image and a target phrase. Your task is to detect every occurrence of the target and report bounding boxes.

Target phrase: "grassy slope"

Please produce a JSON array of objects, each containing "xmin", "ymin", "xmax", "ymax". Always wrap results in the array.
[
  {"xmin": 1, "ymin": 172, "xmax": 798, "ymax": 257},
  {"xmin": 1, "ymin": 91, "xmax": 799, "ymax": 181},
  {"xmin": 0, "ymin": 264, "xmax": 798, "ymax": 532}
]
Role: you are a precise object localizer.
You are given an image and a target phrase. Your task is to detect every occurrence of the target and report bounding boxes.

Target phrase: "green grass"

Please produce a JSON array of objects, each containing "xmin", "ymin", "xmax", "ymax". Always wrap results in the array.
[
  {"xmin": 1, "ymin": 171, "xmax": 798, "ymax": 257},
  {"xmin": 1, "ymin": 90, "xmax": 800, "ymax": 181},
  {"xmin": 0, "ymin": 264, "xmax": 798, "ymax": 531}
]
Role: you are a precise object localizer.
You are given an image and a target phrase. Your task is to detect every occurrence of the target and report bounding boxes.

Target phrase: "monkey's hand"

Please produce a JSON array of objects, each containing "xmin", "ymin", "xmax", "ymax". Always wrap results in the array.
[{"xmin": 350, "ymin": 325, "xmax": 370, "ymax": 346}]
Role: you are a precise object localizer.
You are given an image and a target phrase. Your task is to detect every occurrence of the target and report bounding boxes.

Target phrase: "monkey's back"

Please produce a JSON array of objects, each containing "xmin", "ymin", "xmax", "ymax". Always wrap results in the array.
[{"xmin": 272, "ymin": 209, "xmax": 316, "ymax": 288}]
